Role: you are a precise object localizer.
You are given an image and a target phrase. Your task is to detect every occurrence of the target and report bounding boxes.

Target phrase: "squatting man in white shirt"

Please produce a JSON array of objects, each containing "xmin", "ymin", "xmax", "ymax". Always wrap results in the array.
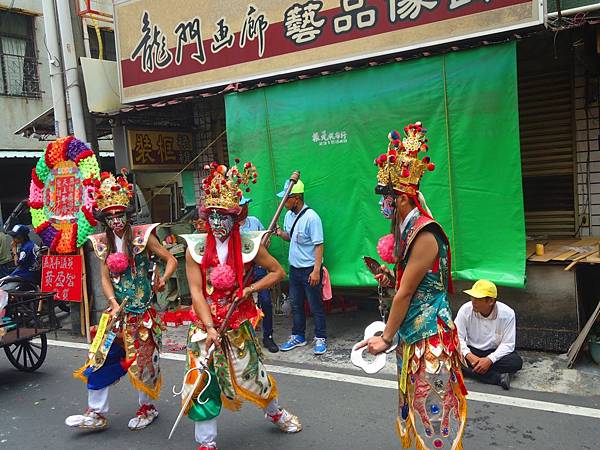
[{"xmin": 455, "ymin": 280, "xmax": 523, "ymax": 390}]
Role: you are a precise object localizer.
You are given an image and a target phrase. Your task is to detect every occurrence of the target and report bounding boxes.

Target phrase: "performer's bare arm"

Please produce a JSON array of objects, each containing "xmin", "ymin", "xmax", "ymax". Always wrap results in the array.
[
  {"xmin": 360, "ymin": 231, "xmax": 438, "ymax": 355},
  {"xmin": 185, "ymin": 248, "xmax": 220, "ymax": 349},
  {"xmin": 146, "ymin": 233, "xmax": 178, "ymax": 291},
  {"xmin": 275, "ymin": 226, "xmax": 291, "ymax": 242},
  {"xmin": 241, "ymin": 244, "xmax": 285, "ymax": 297}
]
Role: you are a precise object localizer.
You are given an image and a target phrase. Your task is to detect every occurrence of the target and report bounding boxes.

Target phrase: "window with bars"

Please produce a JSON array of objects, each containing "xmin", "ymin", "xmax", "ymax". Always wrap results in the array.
[
  {"xmin": 0, "ymin": 10, "xmax": 40, "ymax": 98},
  {"xmin": 88, "ymin": 27, "xmax": 116, "ymax": 61}
]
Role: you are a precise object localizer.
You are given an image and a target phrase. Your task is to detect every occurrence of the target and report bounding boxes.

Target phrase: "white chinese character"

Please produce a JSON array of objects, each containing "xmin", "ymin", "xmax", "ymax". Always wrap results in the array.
[
  {"xmin": 312, "ymin": 132, "xmax": 321, "ymax": 142},
  {"xmin": 388, "ymin": 0, "xmax": 438, "ymax": 22},
  {"xmin": 284, "ymin": 1, "xmax": 326, "ymax": 44}
]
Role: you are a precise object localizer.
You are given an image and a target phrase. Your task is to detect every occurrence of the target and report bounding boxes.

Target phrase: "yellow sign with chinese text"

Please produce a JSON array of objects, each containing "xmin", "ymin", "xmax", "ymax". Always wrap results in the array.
[{"xmin": 127, "ymin": 129, "xmax": 194, "ymax": 170}]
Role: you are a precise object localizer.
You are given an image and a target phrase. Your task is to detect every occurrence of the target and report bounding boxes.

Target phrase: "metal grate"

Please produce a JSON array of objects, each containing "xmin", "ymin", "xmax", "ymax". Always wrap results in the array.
[{"xmin": 0, "ymin": 53, "xmax": 40, "ymax": 98}]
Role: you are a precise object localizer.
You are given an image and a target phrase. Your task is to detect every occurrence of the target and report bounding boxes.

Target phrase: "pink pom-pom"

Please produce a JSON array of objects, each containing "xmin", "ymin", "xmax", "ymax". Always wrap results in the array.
[
  {"xmin": 106, "ymin": 252, "xmax": 129, "ymax": 275},
  {"xmin": 377, "ymin": 234, "xmax": 396, "ymax": 264},
  {"xmin": 210, "ymin": 264, "xmax": 236, "ymax": 291}
]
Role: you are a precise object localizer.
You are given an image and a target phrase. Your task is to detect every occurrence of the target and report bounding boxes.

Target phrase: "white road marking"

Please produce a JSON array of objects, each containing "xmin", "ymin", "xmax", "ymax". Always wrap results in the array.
[{"xmin": 47, "ymin": 339, "xmax": 600, "ymax": 419}]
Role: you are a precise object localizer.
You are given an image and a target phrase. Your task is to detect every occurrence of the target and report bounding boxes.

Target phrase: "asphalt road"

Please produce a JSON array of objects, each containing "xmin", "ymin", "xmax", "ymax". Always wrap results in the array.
[{"xmin": 1, "ymin": 343, "xmax": 599, "ymax": 450}]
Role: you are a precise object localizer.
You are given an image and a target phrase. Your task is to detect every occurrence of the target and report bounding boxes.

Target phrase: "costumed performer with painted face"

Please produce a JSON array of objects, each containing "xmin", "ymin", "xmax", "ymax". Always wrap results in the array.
[
  {"xmin": 66, "ymin": 171, "xmax": 177, "ymax": 431},
  {"xmin": 179, "ymin": 161, "xmax": 302, "ymax": 450},
  {"xmin": 358, "ymin": 123, "xmax": 468, "ymax": 450}
]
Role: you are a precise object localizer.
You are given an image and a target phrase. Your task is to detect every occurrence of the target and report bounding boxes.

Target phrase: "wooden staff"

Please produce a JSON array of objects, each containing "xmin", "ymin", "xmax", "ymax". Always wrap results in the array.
[{"xmin": 80, "ymin": 247, "xmax": 91, "ymax": 343}]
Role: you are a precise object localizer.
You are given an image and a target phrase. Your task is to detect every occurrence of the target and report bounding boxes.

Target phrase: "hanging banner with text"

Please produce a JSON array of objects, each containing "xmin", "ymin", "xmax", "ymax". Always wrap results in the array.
[
  {"xmin": 41, "ymin": 255, "xmax": 83, "ymax": 302},
  {"xmin": 115, "ymin": 0, "xmax": 543, "ymax": 103}
]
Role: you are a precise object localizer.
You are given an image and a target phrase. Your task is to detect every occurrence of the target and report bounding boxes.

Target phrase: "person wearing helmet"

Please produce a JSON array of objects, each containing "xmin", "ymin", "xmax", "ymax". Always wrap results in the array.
[{"xmin": 7, "ymin": 225, "xmax": 37, "ymax": 282}]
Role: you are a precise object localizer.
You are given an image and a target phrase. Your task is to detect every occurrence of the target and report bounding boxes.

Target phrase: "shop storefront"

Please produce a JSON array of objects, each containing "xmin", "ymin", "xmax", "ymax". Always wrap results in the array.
[{"xmin": 110, "ymin": 1, "xmax": 600, "ymax": 351}]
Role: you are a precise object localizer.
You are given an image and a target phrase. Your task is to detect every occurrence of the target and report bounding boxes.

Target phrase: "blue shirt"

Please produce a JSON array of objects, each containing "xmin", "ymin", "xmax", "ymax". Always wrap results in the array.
[
  {"xmin": 283, "ymin": 205, "xmax": 324, "ymax": 268},
  {"xmin": 11, "ymin": 240, "xmax": 37, "ymax": 281},
  {"xmin": 240, "ymin": 216, "xmax": 265, "ymax": 232}
]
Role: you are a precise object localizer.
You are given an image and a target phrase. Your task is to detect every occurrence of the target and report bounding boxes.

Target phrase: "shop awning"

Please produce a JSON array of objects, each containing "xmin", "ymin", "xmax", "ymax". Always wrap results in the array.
[
  {"xmin": 0, "ymin": 150, "xmax": 114, "ymax": 158},
  {"xmin": 13, "ymin": 107, "xmax": 114, "ymax": 141}
]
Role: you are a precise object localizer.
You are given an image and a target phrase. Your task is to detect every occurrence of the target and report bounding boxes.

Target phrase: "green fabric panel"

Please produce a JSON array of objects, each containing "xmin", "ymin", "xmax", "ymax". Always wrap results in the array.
[
  {"xmin": 225, "ymin": 42, "xmax": 525, "ymax": 288},
  {"xmin": 181, "ymin": 171, "xmax": 197, "ymax": 207}
]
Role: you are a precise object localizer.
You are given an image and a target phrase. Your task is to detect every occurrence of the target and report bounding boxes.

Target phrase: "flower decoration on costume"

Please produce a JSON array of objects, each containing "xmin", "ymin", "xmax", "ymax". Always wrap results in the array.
[
  {"xmin": 28, "ymin": 136, "xmax": 100, "ymax": 254},
  {"xmin": 89, "ymin": 170, "xmax": 135, "ymax": 214},
  {"xmin": 210, "ymin": 264, "xmax": 237, "ymax": 291},
  {"xmin": 375, "ymin": 122, "xmax": 435, "ymax": 196},
  {"xmin": 201, "ymin": 160, "xmax": 258, "ymax": 211},
  {"xmin": 377, "ymin": 234, "xmax": 396, "ymax": 264},
  {"xmin": 106, "ymin": 252, "xmax": 129, "ymax": 275}
]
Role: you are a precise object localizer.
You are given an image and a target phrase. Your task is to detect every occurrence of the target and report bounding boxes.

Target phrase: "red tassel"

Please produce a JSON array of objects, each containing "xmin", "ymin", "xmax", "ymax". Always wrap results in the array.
[{"xmin": 120, "ymin": 354, "xmax": 137, "ymax": 371}]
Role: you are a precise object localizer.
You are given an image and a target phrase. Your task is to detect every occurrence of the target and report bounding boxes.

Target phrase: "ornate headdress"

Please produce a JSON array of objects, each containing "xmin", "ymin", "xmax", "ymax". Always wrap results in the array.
[
  {"xmin": 201, "ymin": 160, "xmax": 258, "ymax": 211},
  {"xmin": 374, "ymin": 122, "xmax": 435, "ymax": 196},
  {"xmin": 90, "ymin": 170, "xmax": 134, "ymax": 213}
]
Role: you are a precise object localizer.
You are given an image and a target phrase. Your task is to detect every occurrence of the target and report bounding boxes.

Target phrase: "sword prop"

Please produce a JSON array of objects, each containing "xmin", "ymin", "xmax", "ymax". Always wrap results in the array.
[{"xmin": 168, "ymin": 170, "xmax": 301, "ymax": 440}]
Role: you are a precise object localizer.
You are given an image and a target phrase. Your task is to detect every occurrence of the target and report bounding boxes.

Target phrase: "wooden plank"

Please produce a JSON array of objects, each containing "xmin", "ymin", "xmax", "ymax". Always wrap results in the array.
[
  {"xmin": 527, "ymin": 240, "xmax": 578, "ymax": 262},
  {"xmin": 567, "ymin": 298, "xmax": 600, "ymax": 368},
  {"xmin": 525, "ymin": 241, "xmax": 537, "ymax": 258}
]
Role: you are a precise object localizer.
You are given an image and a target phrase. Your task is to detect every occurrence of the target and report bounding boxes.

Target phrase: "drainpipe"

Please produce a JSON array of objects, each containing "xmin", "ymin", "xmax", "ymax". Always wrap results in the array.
[
  {"xmin": 55, "ymin": 0, "xmax": 88, "ymax": 142},
  {"xmin": 547, "ymin": 4, "xmax": 600, "ymax": 18},
  {"xmin": 41, "ymin": 0, "xmax": 68, "ymax": 137}
]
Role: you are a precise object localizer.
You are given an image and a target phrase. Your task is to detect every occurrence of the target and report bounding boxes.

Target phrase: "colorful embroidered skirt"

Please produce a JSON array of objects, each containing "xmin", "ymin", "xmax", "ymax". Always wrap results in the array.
[
  {"xmin": 396, "ymin": 323, "xmax": 468, "ymax": 450},
  {"xmin": 74, "ymin": 308, "xmax": 163, "ymax": 399},
  {"xmin": 183, "ymin": 319, "xmax": 278, "ymax": 421}
]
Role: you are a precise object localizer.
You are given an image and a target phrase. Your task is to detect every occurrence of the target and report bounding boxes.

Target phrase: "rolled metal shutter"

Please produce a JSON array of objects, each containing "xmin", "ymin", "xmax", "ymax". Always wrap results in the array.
[{"xmin": 519, "ymin": 67, "xmax": 576, "ymax": 237}]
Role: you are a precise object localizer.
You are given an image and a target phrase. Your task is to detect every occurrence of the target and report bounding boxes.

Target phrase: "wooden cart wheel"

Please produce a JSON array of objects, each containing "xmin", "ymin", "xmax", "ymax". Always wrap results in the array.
[{"xmin": 4, "ymin": 334, "xmax": 48, "ymax": 372}]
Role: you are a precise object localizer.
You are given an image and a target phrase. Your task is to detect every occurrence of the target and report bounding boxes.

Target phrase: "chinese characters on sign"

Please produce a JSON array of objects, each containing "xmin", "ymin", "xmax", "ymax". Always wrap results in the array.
[
  {"xmin": 117, "ymin": 1, "xmax": 542, "ymax": 103},
  {"xmin": 42, "ymin": 255, "xmax": 82, "ymax": 302},
  {"xmin": 127, "ymin": 129, "xmax": 194, "ymax": 170},
  {"xmin": 312, "ymin": 130, "xmax": 348, "ymax": 146},
  {"xmin": 44, "ymin": 162, "xmax": 83, "ymax": 223}
]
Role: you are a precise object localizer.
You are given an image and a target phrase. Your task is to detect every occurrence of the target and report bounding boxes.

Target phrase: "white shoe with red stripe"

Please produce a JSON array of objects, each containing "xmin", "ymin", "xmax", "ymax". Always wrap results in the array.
[{"xmin": 128, "ymin": 404, "xmax": 159, "ymax": 430}]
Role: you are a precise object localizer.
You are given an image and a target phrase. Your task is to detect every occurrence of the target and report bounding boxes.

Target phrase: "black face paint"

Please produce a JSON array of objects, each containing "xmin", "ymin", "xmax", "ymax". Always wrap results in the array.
[{"xmin": 107, "ymin": 213, "xmax": 127, "ymax": 232}]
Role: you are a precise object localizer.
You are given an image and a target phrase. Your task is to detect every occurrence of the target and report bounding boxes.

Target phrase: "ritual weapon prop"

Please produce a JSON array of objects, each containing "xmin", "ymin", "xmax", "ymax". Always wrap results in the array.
[
  {"xmin": 350, "ymin": 256, "xmax": 398, "ymax": 374},
  {"xmin": 168, "ymin": 171, "xmax": 301, "ymax": 440}
]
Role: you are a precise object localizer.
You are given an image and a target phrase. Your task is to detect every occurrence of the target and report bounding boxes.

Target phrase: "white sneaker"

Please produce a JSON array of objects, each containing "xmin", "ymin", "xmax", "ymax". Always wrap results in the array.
[
  {"xmin": 128, "ymin": 404, "xmax": 159, "ymax": 430},
  {"xmin": 65, "ymin": 410, "xmax": 108, "ymax": 430},
  {"xmin": 266, "ymin": 408, "xmax": 302, "ymax": 433}
]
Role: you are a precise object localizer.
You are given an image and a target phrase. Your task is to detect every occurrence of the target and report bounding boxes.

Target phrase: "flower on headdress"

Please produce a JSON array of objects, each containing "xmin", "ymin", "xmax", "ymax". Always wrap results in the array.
[{"xmin": 377, "ymin": 234, "xmax": 396, "ymax": 264}]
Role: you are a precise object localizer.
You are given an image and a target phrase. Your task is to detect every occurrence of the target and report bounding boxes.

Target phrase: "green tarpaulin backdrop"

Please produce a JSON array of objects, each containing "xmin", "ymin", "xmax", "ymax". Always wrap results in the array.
[{"xmin": 225, "ymin": 42, "xmax": 526, "ymax": 288}]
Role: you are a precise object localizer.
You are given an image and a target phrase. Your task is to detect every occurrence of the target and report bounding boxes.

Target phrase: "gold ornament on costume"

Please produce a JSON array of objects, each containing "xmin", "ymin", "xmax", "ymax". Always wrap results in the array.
[
  {"xmin": 201, "ymin": 160, "xmax": 258, "ymax": 210},
  {"xmin": 91, "ymin": 170, "xmax": 134, "ymax": 213},
  {"xmin": 375, "ymin": 122, "xmax": 435, "ymax": 196}
]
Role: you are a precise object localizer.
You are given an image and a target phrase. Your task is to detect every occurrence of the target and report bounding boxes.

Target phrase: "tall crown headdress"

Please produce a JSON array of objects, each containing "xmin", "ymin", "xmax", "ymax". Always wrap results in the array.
[
  {"xmin": 375, "ymin": 122, "xmax": 435, "ymax": 196},
  {"xmin": 90, "ymin": 170, "xmax": 134, "ymax": 213},
  {"xmin": 201, "ymin": 160, "xmax": 258, "ymax": 211}
]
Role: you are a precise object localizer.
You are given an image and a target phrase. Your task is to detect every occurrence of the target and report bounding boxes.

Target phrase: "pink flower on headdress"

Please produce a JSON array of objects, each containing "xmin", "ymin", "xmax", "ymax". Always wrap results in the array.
[
  {"xmin": 210, "ymin": 264, "xmax": 236, "ymax": 291},
  {"xmin": 377, "ymin": 234, "xmax": 396, "ymax": 264},
  {"xmin": 106, "ymin": 252, "xmax": 129, "ymax": 275}
]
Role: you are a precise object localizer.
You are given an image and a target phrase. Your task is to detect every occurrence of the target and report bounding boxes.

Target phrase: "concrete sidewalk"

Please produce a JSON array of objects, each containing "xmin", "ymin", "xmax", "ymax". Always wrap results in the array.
[{"xmin": 59, "ymin": 302, "xmax": 600, "ymax": 398}]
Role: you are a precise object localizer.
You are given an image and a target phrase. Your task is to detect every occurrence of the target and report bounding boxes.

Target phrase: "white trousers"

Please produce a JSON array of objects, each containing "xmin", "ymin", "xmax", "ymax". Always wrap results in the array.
[
  {"xmin": 194, "ymin": 398, "xmax": 280, "ymax": 445},
  {"xmin": 87, "ymin": 386, "xmax": 152, "ymax": 414}
]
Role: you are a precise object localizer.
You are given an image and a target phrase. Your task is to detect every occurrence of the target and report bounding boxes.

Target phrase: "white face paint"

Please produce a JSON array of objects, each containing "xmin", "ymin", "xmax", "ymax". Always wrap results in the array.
[
  {"xmin": 208, "ymin": 211, "xmax": 234, "ymax": 241},
  {"xmin": 106, "ymin": 213, "xmax": 127, "ymax": 232}
]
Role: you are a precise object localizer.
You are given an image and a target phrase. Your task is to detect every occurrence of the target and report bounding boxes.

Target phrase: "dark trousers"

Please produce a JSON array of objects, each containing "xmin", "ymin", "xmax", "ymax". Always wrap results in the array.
[
  {"xmin": 462, "ymin": 346, "xmax": 523, "ymax": 385},
  {"xmin": 254, "ymin": 267, "xmax": 273, "ymax": 339},
  {"xmin": 289, "ymin": 265, "xmax": 326, "ymax": 339}
]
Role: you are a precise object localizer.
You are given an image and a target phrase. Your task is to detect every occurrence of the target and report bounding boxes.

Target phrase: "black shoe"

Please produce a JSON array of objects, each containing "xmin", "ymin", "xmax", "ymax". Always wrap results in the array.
[
  {"xmin": 263, "ymin": 336, "xmax": 279, "ymax": 353},
  {"xmin": 499, "ymin": 373, "xmax": 511, "ymax": 390}
]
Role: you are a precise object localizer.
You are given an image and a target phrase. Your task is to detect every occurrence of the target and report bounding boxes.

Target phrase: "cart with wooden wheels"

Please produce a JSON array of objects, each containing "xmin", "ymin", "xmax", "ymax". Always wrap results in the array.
[{"xmin": 0, "ymin": 291, "xmax": 59, "ymax": 372}]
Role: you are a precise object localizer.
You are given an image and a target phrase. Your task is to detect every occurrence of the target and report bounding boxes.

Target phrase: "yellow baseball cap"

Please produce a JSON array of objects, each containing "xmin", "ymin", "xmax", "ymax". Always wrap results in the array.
[
  {"xmin": 277, "ymin": 179, "xmax": 305, "ymax": 198},
  {"xmin": 464, "ymin": 279, "xmax": 497, "ymax": 299}
]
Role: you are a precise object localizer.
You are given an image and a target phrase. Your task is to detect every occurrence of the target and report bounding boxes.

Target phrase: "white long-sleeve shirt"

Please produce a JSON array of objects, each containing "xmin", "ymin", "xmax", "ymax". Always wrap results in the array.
[{"xmin": 454, "ymin": 301, "xmax": 516, "ymax": 364}]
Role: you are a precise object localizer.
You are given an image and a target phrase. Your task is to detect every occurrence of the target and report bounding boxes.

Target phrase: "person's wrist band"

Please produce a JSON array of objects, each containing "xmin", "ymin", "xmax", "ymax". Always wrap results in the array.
[
  {"xmin": 205, "ymin": 323, "xmax": 215, "ymax": 329},
  {"xmin": 381, "ymin": 335, "xmax": 393, "ymax": 347},
  {"xmin": 108, "ymin": 296, "xmax": 116, "ymax": 302}
]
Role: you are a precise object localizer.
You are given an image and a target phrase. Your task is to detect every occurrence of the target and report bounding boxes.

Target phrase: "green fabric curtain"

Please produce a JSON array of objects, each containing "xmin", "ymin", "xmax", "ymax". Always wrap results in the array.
[{"xmin": 225, "ymin": 42, "xmax": 525, "ymax": 288}]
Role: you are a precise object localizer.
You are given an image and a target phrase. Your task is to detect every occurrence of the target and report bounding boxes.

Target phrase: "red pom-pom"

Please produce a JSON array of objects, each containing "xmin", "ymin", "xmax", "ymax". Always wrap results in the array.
[
  {"xmin": 101, "ymin": 172, "xmax": 110, "ymax": 179},
  {"xmin": 210, "ymin": 264, "xmax": 236, "ymax": 291},
  {"xmin": 389, "ymin": 155, "xmax": 397, "ymax": 163},
  {"xmin": 106, "ymin": 252, "xmax": 129, "ymax": 275},
  {"xmin": 377, "ymin": 234, "xmax": 396, "ymax": 264},
  {"xmin": 402, "ymin": 168, "xmax": 410, "ymax": 178},
  {"xmin": 427, "ymin": 163, "xmax": 435, "ymax": 171}
]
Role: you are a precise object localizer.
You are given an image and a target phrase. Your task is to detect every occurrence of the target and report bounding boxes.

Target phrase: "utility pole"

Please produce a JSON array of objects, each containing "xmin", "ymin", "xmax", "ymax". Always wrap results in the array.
[{"xmin": 41, "ymin": 0, "xmax": 68, "ymax": 137}]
